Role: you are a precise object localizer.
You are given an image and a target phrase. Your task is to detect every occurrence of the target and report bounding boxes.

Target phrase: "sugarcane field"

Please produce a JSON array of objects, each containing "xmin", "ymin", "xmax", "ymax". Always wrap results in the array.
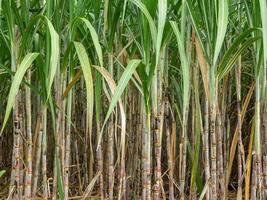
[{"xmin": 1, "ymin": 0, "xmax": 267, "ymax": 199}]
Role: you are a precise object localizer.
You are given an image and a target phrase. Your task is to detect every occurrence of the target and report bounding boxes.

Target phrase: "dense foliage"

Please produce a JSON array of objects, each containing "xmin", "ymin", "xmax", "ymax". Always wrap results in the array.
[{"xmin": 0, "ymin": 0, "xmax": 267, "ymax": 199}]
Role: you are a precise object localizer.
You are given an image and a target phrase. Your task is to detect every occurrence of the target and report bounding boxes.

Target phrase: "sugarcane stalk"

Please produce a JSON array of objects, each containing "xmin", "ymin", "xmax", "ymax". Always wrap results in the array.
[
  {"xmin": 236, "ymin": 56, "xmax": 243, "ymax": 199},
  {"xmin": 106, "ymin": 52, "xmax": 114, "ymax": 199},
  {"xmin": 53, "ymin": 70, "xmax": 65, "ymax": 199},
  {"xmin": 32, "ymin": 113, "xmax": 43, "ymax": 196},
  {"xmin": 255, "ymin": 78, "xmax": 262, "ymax": 198},
  {"xmin": 107, "ymin": 116, "xmax": 114, "ymax": 199},
  {"xmin": 203, "ymin": 99, "xmax": 210, "ymax": 200},
  {"xmin": 263, "ymin": 104, "xmax": 267, "ymax": 198},
  {"xmin": 142, "ymin": 105, "xmax": 151, "ymax": 200},
  {"xmin": 210, "ymin": 71, "xmax": 217, "ymax": 199},
  {"xmin": 74, "ymin": 139, "xmax": 83, "ymax": 194},
  {"xmin": 165, "ymin": 100, "xmax": 174, "ymax": 200},
  {"xmin": 251, "ymin": 155, "xmax": 257, "ymax": 200},
  {"xmin": 9, "ymin": 9, "xmax": 22, "ymax": 198},
  {"xmin": 153, "ymin": 47, "xmax": 165, "ymax": 200},
  {"xmin": 24, "ymin": 70, "xmax": 32, "ymax": 198},
  {"xmin": 96, "ymin": 121, "xmax": 104, "ymax": 199},
  {"xmin": 216, "ymin": 110, "xmax": 225, "ymax": 199},
  {"xmin": 41, "ymin": 107, "xmax": 48, "ymax": 198},
  {"xmin": 64, "ymin": 78, "xmax": 72, "ymax": 199}
]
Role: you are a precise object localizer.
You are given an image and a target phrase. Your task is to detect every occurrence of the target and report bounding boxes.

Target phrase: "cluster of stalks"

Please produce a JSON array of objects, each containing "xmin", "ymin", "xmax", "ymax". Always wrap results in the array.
[{"xmin": 0, "ymin": 0, "xmax": 267, "ymax": 199}]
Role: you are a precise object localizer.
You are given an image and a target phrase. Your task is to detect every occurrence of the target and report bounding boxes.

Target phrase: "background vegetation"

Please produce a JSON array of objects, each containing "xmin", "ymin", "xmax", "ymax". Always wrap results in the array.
[{"xmin": 0, "ymin": 0, "xmax": 267, "ymax": 199}]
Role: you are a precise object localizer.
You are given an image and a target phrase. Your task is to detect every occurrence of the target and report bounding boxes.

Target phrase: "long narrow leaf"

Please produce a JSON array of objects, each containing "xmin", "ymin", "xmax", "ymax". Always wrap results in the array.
[
  {"xmin": 71, "ymin": 17, "xmax": 103, "ymax": 67},
  {"xmin": 213, "ymin": 0, "xmax": 228, "ymax": 66},
  {"xmin": 74, "ymin": 42, "xmax": 94, "ymax": 147},
  {"xmin": 156, "ymin": 0, "xmax": 167, "ymax": 66},
  {"xmin": 170, "ymin": 21, "xmax": 190, "ymax": 119},
  {"xmin": 130, "ymin": 0, "xmax": 157, "ymax": 46},
  {"xmin": 98, "ymin": 59, "xmax": 140, "ymax": 148},
  {"xmin": 1, "ymin": 53, "xmax": 39, "ymax": 133}
]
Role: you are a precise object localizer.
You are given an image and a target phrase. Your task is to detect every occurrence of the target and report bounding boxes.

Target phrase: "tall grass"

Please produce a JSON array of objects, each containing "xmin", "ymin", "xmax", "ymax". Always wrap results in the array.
[{"xmin": 0, "ymin": 0, "xmax": 267, "ymax": 199}]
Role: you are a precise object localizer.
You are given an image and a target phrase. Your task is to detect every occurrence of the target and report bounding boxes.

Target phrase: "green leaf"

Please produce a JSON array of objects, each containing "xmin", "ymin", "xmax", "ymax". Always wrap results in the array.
[
  {"xmin": 130, "ymin": 0, "xmax": 157, "ymax": 46},
  {"xmin": 186, "ymin": 0, "xmax": 208, "ymax": 59},
  {"xmin": 2, "ymin": 0, "xmax": 14, "ymax": 42},
  {"xmin": 73, "ymin": 42, "xmax": 94, "ymax": 144},
  {"xmin": 217, "ymin": 36, "xmax": 260, "ymax": 80},
  {"xmin": 99, "ymin": 59, "xmax": 141, "ymax": 148},
  {"xmin": 213, "ymin": 0, "xmax": 228, "ymax": 66},
  {"xmin": 259, "ymin": 0, "xmax": 267, "ymax": 65},
  {"xmin": 71, "ymin": 17, "xmax": 103, "ymax": 67},
  {"xmin": 18, "ymin": 15, "xmax": 59, "ymax": 101},
  {"xmin": 108, "ymin": 1, "xmax": 124, "ymax": 48},
  {"xmin": 45, "ymin": 17, "xmax": 60, "ymax": 100},
  {"xmin": 259, "ymin": 0, "xmax": 267, "ymax": 98},
  {"xmin": 0, "ymin": 170, "xmax": 6, "ymax": 178},
  {"xmin": 156, "ymin": 0, "xmax": 167, "ymax": 66},
  {"xmin": 170, "ymin": 21, "xmax": 190, "ymax": 120},
  {"xmin": 217, "ymin": 28, "xmax": 257, "ymax": 79},
  {"xmin": 1, "ymin": 53, "xmax": 39, "ymax": 134},
  {"xmin": 92, "ymin": 65, "xmax": 127, "ymax": 161},
  {"xmin": 104, "ymin": 59, "xmax": 140, "ymax": 121}
]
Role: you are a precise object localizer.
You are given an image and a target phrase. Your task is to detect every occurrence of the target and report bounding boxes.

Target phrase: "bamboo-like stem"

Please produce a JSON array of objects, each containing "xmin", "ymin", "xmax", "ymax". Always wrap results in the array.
[
  {"xmin": 165, "ymin": 100, "xmax": 174, "ymax": 200},
  {"xmin": 210, "ymin": 82, "xmax": 217, "ymax": 199},
  {"xmin": 203, "ymin": 99, "xmax": 210, "ymax": 200},
  {"xmin": 53, "ymin": 70, "xmax": 65, "ymax": 199},
  {"xmin": 255, "ymin": 78, "xmax": 262, "ymax": 199},
  {"xmin": 74, "ymin": 139, "xmax": 83, "ymax": 194},
  {"xmin": 180, "ymin": 125, "xmax": 187, "ymax": 200},
  {"xmin": 136, "ymin": 101, "xmax": 142, "ymax": 198},
  {"xmin": 256, "ymin": 155, "xmax": 263, "ymax": 199},
  {"xmin": 9, "ymin": 13, "xmax": 21, "ymax": 199},
  {"xmin": 19, "ymin": 110, "xmax": 24, "ymax": 200},
  {"xmin": 106, "ymin": 52, "xmax": 114, "ymax": 199},
  {"xmin": 64, "ymin": 80, "xmax": 72, "ymax": 200},
  {"xmin": 236, "ymin": 56, "xmax": 243, "ymax": 199},
  {"xmin": 264, "ymin": 97, "xmax": 267, "ymax": 199},
  {"xmin": 263, "ymin": 155, "xmax": 267, "ymax": 199},
  {"xmin": 24, "ymin": 70, "xmax": 32, "ymax": 198},
  {"xmin": 83, "ymin": 78, "xmax": 91, "ymax": 185},
  {"xmin": 41, "ymin": 107, "xmax": 48, "ymax": 198},
  {"xmin": 83, "ymin": 127, "xmax": 90, "ymax": 185},
  {"xmin": 142, "ymin": 106, "xmax": 151, "ymax": 200},
  {"xmin": 0, "ymin": 1, "xmax": 266, "ymax": 199},
  {"xmin": 245, "ymin": 120, "xmax": 254, "ymax": 200},
  {"xmin": 251, "ymin": 156, "xmax": 257, "ymax": 200},
  {"xmin": 32, "ymin": 114, "xmax": 43, "ymax": 196},
  {"xmin": 107, "ymin": 117, "xmax": 114, "ymax": 199},
  {"xmin": 216, "ymin": 109, "xmax": 225, "ymax": 199},
  {"xmin": 153, "ymin": 48, "xmax": 165, "ymax": 200},
  {"xmin": 9, "ymin": 127, "xmax": 16, "ymax": 197},
  {"xmin": 225, "ymin": 73, "xmax": 232, "ymax": 199},
  {"xmin": 220, "ymin": 75, "xmax": 229, "ymax": 181},
  {"xmin": 191, "ymin": 104, "xmax": 196, "ymax": 199},
  {"xmin": 96, "ymin": 122, "xmax": 104, "ymax": 200},
  {"xmin": 12, "ymin": 101, "xmax": 22, "ymax": 199}
]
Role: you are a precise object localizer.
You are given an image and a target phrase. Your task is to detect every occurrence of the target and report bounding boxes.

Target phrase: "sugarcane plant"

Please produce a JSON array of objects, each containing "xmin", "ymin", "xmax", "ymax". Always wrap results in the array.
[{"xmin": 0, "ymin": 0, "xmax": 267, "ymax": 199}]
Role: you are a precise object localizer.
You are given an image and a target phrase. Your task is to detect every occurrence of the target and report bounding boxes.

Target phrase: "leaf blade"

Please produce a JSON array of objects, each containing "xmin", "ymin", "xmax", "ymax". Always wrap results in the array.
[{"xmin": 1, "ymin": 53, "xmax": 39, "ymax": 134}]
